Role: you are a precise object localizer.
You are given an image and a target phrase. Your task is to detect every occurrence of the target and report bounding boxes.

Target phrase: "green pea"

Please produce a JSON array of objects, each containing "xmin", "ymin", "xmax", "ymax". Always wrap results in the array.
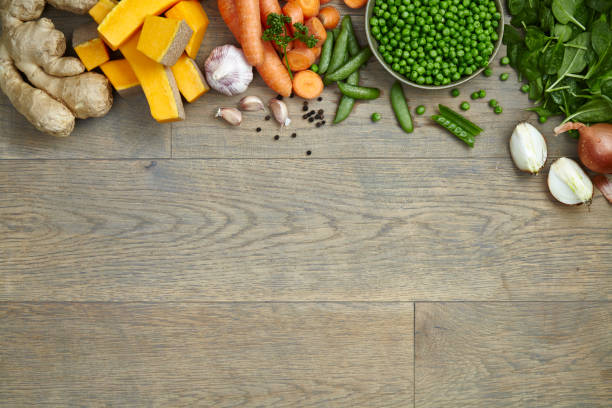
[
  {"xmin": 471, "ymin": 91, "xmax": 479, "ymax": 100},
  {"xmin": 500, "ymin": 73, "xmax": 509, "ymax": 81},
  {"xmin": 500, "ymin": 56, "xmax": 510, "ymax": 65},
  {"xmin": 521, "ymin": 84, "xmax": 530, "ymax": 93},
  {"xmin": 371, "ymin": 112, "xmax": 382, "ymax": 122},
  {"xmin": 488, "ymin": 99, "xmax": 498, "ymax": 107},
  {"xmin": 451, "ymin": 89, "xmax": 460, "ymax": 97},
  {"xmin": 460, "ymin": 101, "xmax": 470, "ymax": 110},
  {"xmin": 416, "ymin": 105, "xmax": 426, "ymax": 115},
  {"xmin": 494, "ymin": 105, "xmax": 502, "ymax": 114},
  {"xmin": 538, "ymin": 115, "xmax": 547, "ymax": 123},
  {"xmin": 478, "ymin": 89, "xmax": 486, "ymax": 98}
]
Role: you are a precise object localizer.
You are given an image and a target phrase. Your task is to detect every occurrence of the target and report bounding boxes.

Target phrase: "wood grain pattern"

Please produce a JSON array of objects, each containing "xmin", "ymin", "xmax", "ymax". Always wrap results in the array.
[
  {"xmin": 0, "ymin": 302, "xmax": 413, "ymax": 407},
  {"xmin": 1, "ymin": 159, "xmax": 610, "ymax": 302},
  {"xmin": 415, "ymin": 303, "xmax": 612, "ymax": 407}
]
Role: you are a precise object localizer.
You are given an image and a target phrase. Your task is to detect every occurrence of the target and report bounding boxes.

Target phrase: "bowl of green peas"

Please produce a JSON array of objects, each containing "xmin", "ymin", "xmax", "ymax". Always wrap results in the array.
[{"xmin": 365, "ymin": 0, "xmax": 504, "ymax": 89}]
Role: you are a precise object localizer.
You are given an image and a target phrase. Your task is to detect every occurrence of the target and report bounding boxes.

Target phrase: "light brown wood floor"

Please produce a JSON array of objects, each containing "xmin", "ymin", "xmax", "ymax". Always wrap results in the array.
[{"xmin": 1, "ymin": 4, "xmax": 611, "ymax": 407}]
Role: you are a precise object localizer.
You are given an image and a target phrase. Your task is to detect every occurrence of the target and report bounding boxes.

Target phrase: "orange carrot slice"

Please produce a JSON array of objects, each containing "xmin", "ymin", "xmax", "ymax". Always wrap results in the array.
[
  {"xmin": 293, "ymin": 0, "xmax": 320, "ymax": 18},
  {"xmin": 292, "ymin": 69, "xmax": 324, "ymax": 99},
  {"xmin": 282, "ymin": 1, "xmax": 304, "ymax": 34},
  {"xmin": 305, "ymin": 17, "xmax": 327, "ymax": 45},
  {"xmin": 287, "ymin": 47, "xmax": 317, "ymax": 71},
  {"xmin": 318, "ymin": 6, "xmax": 340, "ymax": 29},
  {"xmin": 343, "ymin": 0, "xmax": 367, "ymax": 9}
]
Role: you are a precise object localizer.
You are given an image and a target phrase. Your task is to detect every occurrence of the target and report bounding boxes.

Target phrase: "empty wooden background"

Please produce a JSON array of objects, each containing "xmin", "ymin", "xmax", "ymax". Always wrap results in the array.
[{"xmin": 0, "ymin": 2, "xmax": 610, "ymax": 407}]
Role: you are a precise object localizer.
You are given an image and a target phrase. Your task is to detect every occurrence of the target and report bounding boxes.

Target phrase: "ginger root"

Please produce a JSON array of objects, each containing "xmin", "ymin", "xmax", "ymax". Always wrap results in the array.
[{"xmin": 0, "ymin": 0, "xmax": 112, "ymax": 137}]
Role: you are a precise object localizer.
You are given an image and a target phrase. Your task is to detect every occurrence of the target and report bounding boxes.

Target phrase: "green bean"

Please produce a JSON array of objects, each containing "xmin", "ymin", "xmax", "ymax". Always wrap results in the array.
[
  {"xmin": 341, "ymin": 15, "xmax": 360, "ymax": 57},
  {"xmin": 324, "ymin": 47, "xmax": 372, "ymax": 83},
  {"xmin": 437, "ymin": 104, "xmax": 482, "ymax": 135},
  {"xmin": 390, "ymin": 81, "xmax": 413, "ymax": 133},
  {"xmin": 333, "ymin": 70, "xmax": 360, "ymax": 124},
  {"xmin": 318, "ymin": 31, "xmax": 334, "ymax": 74},
  {"xmin": 432, "ymin": 114, "xmax": 475, "ymax": 147},
  {"xmin": 338, "ymin": 81, "xmax": 380, "ymax": 99},
  {"xmin": 327, "ymin": 25, "xmax": 349, "ymax": 76}
]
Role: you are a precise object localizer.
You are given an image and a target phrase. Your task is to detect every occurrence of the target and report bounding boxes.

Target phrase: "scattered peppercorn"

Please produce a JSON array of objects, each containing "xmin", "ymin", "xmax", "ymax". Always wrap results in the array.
[
  {"xmin": 316, "ymin": 122, "xmax": 322, "ymax": 127},
  {"xmin": 460, "ymin": 101, "xmax": 470, "ymax": 110},
  {"xmin": 291, "ymin": 132, "xmax": 297, "ymax": 138},
  {"xmin": 451, "ymin": 89, "xmax": 460, "ymax": 97},
  {"xmin": 306, "ymin": 150, "xmax": 312, "ymax": 156},
  {"xmin": 489, "ymin": 99, "xmax": 498, "ymax": 107},
  {"xmin": 309, "ymin": 110, "xmax": 315, "ymax": 115},
  {"xmin": 256, "ymin": 127, "xmax": 261, "ymax": 132},
  {"xmin": 303, "ymin": 105, "xmax": 308, "ymax": 111},
  {"xmin": 478, "ymin": 89, "xmax": 486, "ymax": 98},
  {"xmin": 274, "ymin": 135, "xmax": 280, "ymax": 140},
  {"xmin": 317, "ymin": 97, "xmax": 323, "ymax": 101},
  {"xmin": 500, "ymin": 72, "xmax": 509, "ymax": 81},
  {"xmin": 483, "ymin": 67, "xmax": 493, "ymax": 77},
  {"xmin": 521, "ymin": 84, "xmax": 530, "ymax": 93},
  {"xmin": 500, "ymin": 56, "xmax": 510, "ymax": 65},
  {"xmin": 416, "ymin": 105, "xmax": 426, "ymax": 115},
  {"xmin": 494, "ymin": 105, "xmax": 503, "ymax": 114},
  {"xmin": 276, "ymin": 95, "xmax": 283, "ymax": 100},
  {"xmin": 538, "ymin": 115, "xmax": 547, "ymax": 123},
  {"xmin": 321, "ymin": 120, "xmax": 326, "ymax": 125},
  {"xmin": 371, "ymin": 112, "xmax": 381, "ymax": 122},
  {"xmin": 265, "ymin": 115, "xmax": 271, "ymax": 121},
  {"xmin": 309, "ymin": 117, "xmax": 314, "ymax": 123}
]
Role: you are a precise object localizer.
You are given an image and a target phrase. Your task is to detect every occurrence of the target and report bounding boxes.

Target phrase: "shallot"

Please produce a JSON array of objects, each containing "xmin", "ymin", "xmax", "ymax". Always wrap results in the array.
[{"xmin": 554, "ymin": 122, "xmax": 612, "ymax": 174}]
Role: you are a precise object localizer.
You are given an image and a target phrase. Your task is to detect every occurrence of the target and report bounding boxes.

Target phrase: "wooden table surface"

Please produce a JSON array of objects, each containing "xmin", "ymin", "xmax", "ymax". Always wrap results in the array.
[{"xmin": 1, "ymin": 2, "xmax": 611, "ymax": 407}]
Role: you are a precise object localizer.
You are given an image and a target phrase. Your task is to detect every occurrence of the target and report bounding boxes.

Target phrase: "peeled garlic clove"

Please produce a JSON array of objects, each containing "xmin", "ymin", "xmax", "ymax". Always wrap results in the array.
[
  {"xmin": 269, "ymin": 98, "xmax": 291, "ymax": 127},
  {"xmin": 509, "ymin": 122, "xmax": 547, "ymax": 174},
  {"xmin": 548, "ymin": 157, "xmax": 593, "ymax": 205},
  {"xmin": 215, "ymin": 107, "xmax": 242, "ymax": 126},
  {"xmin": 239, "ymin": 96, "xmax": 265, "ymax": 111}
]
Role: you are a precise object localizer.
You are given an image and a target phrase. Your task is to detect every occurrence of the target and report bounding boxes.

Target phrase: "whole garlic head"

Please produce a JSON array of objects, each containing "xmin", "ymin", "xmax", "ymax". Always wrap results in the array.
[
  {"xmin": 510, "ymin": 122, "xmax": 547, "ymax": 174},
  {"xmin": 205, "ymin": 45, "xmax": 253, "ymax": 96}
]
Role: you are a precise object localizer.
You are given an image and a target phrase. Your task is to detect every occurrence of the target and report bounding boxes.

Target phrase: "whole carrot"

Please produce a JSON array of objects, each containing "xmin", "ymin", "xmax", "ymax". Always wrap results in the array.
[
  {"xmin": 218, "ymin": 0, "xmax": 241, "ymax": 40},
  {"xmin": 237, "ymin": 0, "xmax": 264, "ymax": 66},
  {"xmin": 258, "ymin": 41, "xmax": 293, "ymax": 96},
  {"xmin": 260, "ymin": 0, "xmax": 281, "ymax": 27}
]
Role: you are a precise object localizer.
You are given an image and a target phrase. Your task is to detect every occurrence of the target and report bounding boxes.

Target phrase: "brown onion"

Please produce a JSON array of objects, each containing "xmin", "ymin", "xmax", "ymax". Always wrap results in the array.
[{"xmin": 554, "ymin": 122, "xmax": 612, "ymax": 174}]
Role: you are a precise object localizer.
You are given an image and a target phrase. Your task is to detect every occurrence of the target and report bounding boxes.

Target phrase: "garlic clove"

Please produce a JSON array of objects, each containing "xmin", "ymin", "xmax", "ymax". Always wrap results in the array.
[
  {"xmin": 269, "ymin": 98, "xmax": 291, "ymax": 127},
  {"xmin": 239, "ymin": 96, "xmax": 265, "ymax": 111},
  {"xmin": 547, "ymin": 157, "xmax": 593, "ymax": 205},
  {"xmin": 509, "ymin": 122, "xmax": 547, "ymax": 174},
  {"xmin": 215, "ymin": 107, "xmax": 242, "ymax": 126}
]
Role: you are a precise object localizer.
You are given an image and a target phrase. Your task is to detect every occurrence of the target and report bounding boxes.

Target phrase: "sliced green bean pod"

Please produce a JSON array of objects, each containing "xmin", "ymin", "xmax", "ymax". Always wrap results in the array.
[
  {"xmin": 432, "ymin": 114, "xmax": 475, "ymax": 147},
  {"xmin": 437, "ymin": 104, "xmax": 482, "ymax": 135}
]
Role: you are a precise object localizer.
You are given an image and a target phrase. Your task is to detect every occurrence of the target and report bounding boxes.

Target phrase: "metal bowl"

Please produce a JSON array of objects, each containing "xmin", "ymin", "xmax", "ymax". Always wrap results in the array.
[{"xmin": 364, "ymin": 0, "xmax": 505, "ymax": 90}]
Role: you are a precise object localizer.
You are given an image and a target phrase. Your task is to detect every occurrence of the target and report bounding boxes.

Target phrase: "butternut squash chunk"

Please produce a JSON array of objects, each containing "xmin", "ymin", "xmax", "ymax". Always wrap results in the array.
[
  {"xmin": 100, "ymin": 59, "xmax": 140, "ymax": 97},
  {"xmin": 171, "ymin": 54, "xmax": 209, "ymax": 103},
  {"xmin": 165, "ymin": 1, "xmax": 209, "ymax": 59},
  {"xmin": 88, "ymin": 0, "xmax": 117, "ymax": 24},
  {"xmin": 73, "ymin": 22, "xmax": 110, "ymax": 71},
  {"xmin": 137, "ymin": 16, "xmax": 192, "ymax": 67},
  {"xmin": 98, "ymin": 0, "xmax": 182, "ymax": 50},
  {"xmin": 120, "ymin": 31, "xmax": 185, "ymax": 123}
]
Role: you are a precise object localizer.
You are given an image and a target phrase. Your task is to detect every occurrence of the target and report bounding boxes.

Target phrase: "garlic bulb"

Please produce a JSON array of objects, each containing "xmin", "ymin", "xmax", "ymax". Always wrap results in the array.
[
  {"xmin": 509, "ymin": 122, "xmax": 547, "ymax": 174},
  {"xmin": 205, "ymin": 45, "xmax": 253, "ymax": 96},
  {"xmin": 548, "ymin": 157, "xmax": 593, "ymax": 205}
]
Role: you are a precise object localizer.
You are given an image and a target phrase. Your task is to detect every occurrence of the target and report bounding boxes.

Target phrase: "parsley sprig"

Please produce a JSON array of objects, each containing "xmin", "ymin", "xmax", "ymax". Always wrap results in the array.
[{"xmin": 262, "ymin": 13, "xmax": 318, "ymax": 79}]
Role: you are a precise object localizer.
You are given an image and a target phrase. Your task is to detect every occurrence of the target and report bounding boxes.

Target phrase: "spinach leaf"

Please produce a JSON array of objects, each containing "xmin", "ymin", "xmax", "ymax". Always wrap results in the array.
[
  {"xmin": 529, "ymin": 77, "xmax": 544, "ymax": 99},
  {"xmin": 541, "ymin": 41, "xmax": 564, "ymax": 74},
  {"xmin": 591, "ymin": 15, "xmax": 611, "ymax": 56},
  {"xmin": 586, "ymin": 45, "xmax": 612, "ymax": 79},
  {"xmin": 503, "ymin": 24, "xmax": 524, "ymax": 45},
  {"xmin": 540, "ymin": 8, "xmax": 556, "ymax": 31},
  {"xmin": 552, "ymin": 0, "xmax": 586, "ymax": 30},
  {"xmin": 586, "ymin": 0, "xmax": 612, "ymax": 13},
  {"xmin": 553, "ymin": 23, "xmax": 573, "ymax": 41},
  {"xmin": 547, "ymin": 32, "xmax": 590, "ymax": 90},
  {"xmin": 564, "ymin": 96, "xmax": 612, "ymax": 122},
  {"xmin": 588, "ymin": 69, "xmax": 612, "ymax": 95},
  {"xmin": 507, "ymin": 42, "xmax": 525, "ymax": 68},
  {"xmin": 509, "ymin": 0, "xmax": 527, "ymax": 15},
  {"xmin": 525, "ymin": 26, "xmax": 549, "ymax": 50},
  {"xmin": 518, "ymin": 50, "xmax": 542, "ymax": 81}
]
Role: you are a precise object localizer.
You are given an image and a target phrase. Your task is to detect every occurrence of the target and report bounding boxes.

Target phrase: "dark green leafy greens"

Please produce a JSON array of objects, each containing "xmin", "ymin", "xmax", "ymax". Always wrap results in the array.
[{"xmin": 505, "ymin": 0, "xmax": 612, "ymax": 124}]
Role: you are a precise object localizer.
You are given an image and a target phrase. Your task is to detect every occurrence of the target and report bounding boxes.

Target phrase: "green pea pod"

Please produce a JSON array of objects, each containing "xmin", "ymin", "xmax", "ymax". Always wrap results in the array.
[
  {"xmin": 333, "ymin": 70, "xmax": 360, "ymax": 124},
  {"xmin": 437, "ymin": 104, "xmax": 482, "ymax": 135},
  {"xmin": 326, "ymin": 25, "xmax": 349, "ymax": 79},
  {"xmin": 338, "ymin": 81, "xmax": 380, "ymax": 99},
  {"xmin": 341, "ymin": 15, "xmax": 360, "ymax": 56},
  {"xmin": 390, "ymin": 81, "xmax": 413, "ymax": 133},
  {"xmin": 432, "ymin": 114, "xmax": 475, "ymax": 147},
  {"xmin": 324, "ymin": 47, "xmax": 372, "ymax": 83},
  {"xmin": 318, "ymin": 31, "xmax": 334, "ymax": 74}
]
